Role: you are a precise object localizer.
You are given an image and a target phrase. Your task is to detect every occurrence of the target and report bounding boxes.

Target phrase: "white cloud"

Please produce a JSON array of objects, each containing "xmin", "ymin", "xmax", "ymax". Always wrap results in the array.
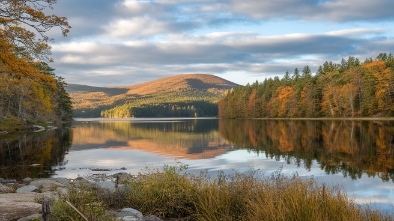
[
  {"xmin": 104, "ymin": 16, "xmax": 169, "ymax": 38},
  {"xmin": 49, "ymin": 0, "xmax": 394, "ymax": 86},
  {"xmin": 325, "ymin": 28, "xmax": 384, "ymax": 36},
  {"xmin": 52, "ymin": 42, "xmax": 98, "ymax": 53}
]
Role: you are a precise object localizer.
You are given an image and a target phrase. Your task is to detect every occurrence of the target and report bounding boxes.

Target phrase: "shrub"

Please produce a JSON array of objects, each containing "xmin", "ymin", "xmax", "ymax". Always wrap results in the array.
[{"xmin": 49, "ymin": 164, "xmax": 394, "ymax": 221}]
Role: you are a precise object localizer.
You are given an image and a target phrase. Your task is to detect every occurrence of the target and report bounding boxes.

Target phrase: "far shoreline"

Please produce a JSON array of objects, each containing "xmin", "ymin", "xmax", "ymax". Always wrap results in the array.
[{"xmin": 72, "ymin": 117, "xmax": 394, "ymax": 121}]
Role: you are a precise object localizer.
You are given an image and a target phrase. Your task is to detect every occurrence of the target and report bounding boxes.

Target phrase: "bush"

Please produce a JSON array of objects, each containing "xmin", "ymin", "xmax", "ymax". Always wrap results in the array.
[{"xmin": 50, "ymin": 182, "xmax": 117, "ymax": 221}]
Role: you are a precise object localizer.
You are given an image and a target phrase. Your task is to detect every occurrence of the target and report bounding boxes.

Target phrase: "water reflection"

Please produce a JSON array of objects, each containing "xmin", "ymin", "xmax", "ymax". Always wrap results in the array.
[
  {"xmin": 2, "ymin": 119, "xmax": 394, "ymax": 184},
  {"xmin": 0, "ymin": 128, "xmax": 72, "ymax": 179},
  {"xmin": 71, "ymin": 119, "xmax": 234, "ymax": 159},
  {"xmin": 219, "ymin": 119, "xmax": 394, "ymax": 182}
]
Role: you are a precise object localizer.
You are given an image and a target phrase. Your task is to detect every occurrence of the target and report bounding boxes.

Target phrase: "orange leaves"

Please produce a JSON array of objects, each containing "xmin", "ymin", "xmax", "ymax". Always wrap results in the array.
[
  {"xmin": 277, "ymin": 86, "xmax": 296, "ymax": 117},
  {"xmin": 219, "ymin": 55, "xmax": 394, "ymax": 118}
]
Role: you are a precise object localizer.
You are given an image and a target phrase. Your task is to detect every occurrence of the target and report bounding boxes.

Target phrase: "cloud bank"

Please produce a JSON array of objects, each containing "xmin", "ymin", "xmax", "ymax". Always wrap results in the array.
[{"xmin": 49, "ymin": 0, "xmax": 394, "ymax": 86}]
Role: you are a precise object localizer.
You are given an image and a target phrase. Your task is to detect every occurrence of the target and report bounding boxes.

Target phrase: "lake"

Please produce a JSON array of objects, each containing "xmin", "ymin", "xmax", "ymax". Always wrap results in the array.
[{"xmin": 1, "ymin": 118, "xmax": 394, "ymax": 211}]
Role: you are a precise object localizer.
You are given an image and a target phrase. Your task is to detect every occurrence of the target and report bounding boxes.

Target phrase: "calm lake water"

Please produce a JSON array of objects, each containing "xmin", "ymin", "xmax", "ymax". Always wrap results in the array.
[{"xmin": 1, "ymin": 118, "xmax": 394, "ymax": 210}]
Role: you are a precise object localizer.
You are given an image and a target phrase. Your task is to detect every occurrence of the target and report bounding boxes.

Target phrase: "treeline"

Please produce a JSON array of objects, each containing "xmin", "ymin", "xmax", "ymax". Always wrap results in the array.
[
  {"xmin": 101, "ymin": 100, "xmax": 218, "ymax": 118},
  {"xmin": 0, "ymin": 1, "xmax": 72, "ymax": 129},
  {"xmin": 219, "ymin": 53, "xmax": 394, "ymax": 118},
  {"xmin": 0, "ymin": 61, "xmax": 73, "ymax": 124}
]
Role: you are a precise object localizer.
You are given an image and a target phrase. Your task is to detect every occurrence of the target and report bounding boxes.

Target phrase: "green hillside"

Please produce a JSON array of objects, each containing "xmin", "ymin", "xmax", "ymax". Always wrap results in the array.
[{"xmin": 67, "ymin": 74, "xmax": 239, "ymax": 118}]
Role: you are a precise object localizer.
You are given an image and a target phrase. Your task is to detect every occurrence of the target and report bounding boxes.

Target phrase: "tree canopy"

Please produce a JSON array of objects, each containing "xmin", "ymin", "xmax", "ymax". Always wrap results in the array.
[
  {"xmin": 219, "ymin": 53, "xmax": 394, "ymax": 118},
  {"xmin": 0, "ymin": 0, "xmax": 72, "ymax": 128},
  {"xmin": 0, "ymin": 0, "xmax": 70, "ymax": 60}
]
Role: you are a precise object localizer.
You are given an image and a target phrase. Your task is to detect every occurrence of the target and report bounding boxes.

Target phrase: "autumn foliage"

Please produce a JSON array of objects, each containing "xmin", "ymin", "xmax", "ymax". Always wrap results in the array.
[
  {"xmin": 219, "ymin": 54, "xmax": 394, "ymax": 118},
  {"xmin": 0, "ymin": 0, "xmax": 72, "ymax": 126}
]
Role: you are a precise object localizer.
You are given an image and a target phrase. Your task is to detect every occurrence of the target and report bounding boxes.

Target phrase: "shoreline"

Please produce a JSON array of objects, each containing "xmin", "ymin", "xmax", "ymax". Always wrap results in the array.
[{"xmin": 2, "ymin": 168, "xmax": 394, "ymax": 221}]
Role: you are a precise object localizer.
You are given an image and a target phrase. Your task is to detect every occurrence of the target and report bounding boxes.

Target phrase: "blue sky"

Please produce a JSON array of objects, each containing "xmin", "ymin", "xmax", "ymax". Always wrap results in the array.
[{"xmin": 48, "ymin": 0, "xmax": 394, "ymax": 86}]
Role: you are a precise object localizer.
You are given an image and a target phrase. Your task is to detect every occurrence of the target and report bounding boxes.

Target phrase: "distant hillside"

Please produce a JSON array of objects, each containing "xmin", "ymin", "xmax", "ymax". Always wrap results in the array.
[{"xmin": 67, "ymin": 74, "xmax": 239, "ymax": 118}]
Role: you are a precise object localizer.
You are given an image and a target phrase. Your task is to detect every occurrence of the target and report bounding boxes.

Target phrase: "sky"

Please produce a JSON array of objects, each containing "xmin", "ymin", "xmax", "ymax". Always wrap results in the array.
[{"xmin": 47, "ymin": 0, "xmax": 394, "ymax": 86}]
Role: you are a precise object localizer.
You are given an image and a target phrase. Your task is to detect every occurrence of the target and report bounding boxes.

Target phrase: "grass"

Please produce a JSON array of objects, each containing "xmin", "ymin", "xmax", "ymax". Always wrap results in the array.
[{"xmin": 50, "ymin": 164, "xmax": 394, "ymax": 221}]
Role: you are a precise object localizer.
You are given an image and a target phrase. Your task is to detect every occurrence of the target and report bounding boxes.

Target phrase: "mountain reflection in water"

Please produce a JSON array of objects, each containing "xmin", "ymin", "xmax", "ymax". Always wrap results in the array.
[
  {"xmin": 1, "ymin": 118, "xmax": 394, "ymax": 209},
  {"xmin": 70, "ymin": 119, "xmax": 234, "ymax": 159}
]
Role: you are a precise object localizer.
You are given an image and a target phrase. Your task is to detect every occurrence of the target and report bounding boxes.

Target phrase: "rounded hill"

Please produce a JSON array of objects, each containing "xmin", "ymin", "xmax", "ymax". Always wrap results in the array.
[{"xmin": 125, "ymin": 74, "xmax": 239, "ymax": 95}]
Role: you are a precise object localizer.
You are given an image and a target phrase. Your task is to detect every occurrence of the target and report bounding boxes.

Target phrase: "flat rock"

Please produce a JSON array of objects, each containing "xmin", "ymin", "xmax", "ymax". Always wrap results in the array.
[
  {"xmin": 96, "ymin": 180, "xmax": 116, "ymax": 191},
  {"xmin": 16, "ymin": 185, "xmax": 39, "ymax": 193},
  {"xmin": 0, "ymin": 193, "xmax": 41, "ymax": 221}
]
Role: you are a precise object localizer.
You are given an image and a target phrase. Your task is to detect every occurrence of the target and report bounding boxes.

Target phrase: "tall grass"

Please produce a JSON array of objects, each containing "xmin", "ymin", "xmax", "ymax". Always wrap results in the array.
[{"xmin": 51, "ymin": 164, "xmax": 394, "ymax": 221}]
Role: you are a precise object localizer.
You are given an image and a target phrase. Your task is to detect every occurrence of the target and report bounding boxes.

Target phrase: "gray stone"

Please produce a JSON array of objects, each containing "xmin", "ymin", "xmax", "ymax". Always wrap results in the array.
[
  {"xmin": 30, "ymin": 179, "xmax": 64, "ymax": 192},
  {"xmin": 117, "ymin": 185, "xmax": 132, "ymax": 193},
  {"xmin": 113, "ymin": 208, "xmax": 143, "ymax": 221},
  {"xmin": 52, "ymin": 177, "xmax": 70, "ymax": 186},
  {"xmin": 16, "ymin": 185, "xmax": 39, "ymax": 193},
  {"xmin": 96, "ymin": 180, "xmax": 116, "ymax": 191},
  {"xmin": 22, "ymin": 177, "xmax": 33, "ymax": 184},
  {"xmin": 0, "ymin": 179, "xmax": 16, "ymax": 183},
  {"xmin": 74, "ymin": 176, "xmax": 95, "ymax": 184},
  {"xmin": 143, "ymin": 215, "xmax": 164, "ymax": 221},
  {"xmin": 17, "ymin": 213, "xmax": 42, "ymax": 221}
]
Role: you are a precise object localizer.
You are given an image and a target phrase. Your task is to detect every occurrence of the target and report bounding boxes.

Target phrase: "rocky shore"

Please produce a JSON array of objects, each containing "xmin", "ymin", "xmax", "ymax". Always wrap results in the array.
[{"xmin": 0, "ymin": 174, "xmax": 163, "ymax": 221}]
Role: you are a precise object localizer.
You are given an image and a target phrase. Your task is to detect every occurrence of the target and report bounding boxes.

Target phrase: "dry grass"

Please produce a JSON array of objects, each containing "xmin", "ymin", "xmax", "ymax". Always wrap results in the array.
[{"xmin": 51, "ymin": 164, "xmax": 394, "ymax": 221}]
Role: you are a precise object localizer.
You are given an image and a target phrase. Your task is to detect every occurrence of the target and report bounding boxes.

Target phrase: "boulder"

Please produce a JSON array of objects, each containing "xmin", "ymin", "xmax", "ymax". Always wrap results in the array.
[
  {"xmin": 16, "ymin": 185, "xmax": 39, "ymax": 193},
  {"xmin": 0, "ymin": 193, "xmax": 41, "ymax": 221},
  {"xmin": 30, "ymin": 179, "xmax": 64, "ymax": 192},
  {"xmin": 22, "ymin": 177, "xmax": 33, "ymax": 184},
  {"xmin": 112, "ymin": 208, "xmax": 144, "ymax": 221},
  {"xmin": 52, "ymin": 177, "xmax": 70, "ymax": 186},
  {"xmin": 117, "ymin": 184, "xmax": 132, "ymax": 193},
  {"xmin": 96, "ymin": 180, "xmax": 116, "ymax": 191}
]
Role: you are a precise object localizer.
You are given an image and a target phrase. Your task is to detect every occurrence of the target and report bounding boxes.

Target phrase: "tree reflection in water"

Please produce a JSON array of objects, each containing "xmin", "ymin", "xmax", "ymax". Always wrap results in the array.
[
  {"xmin": 219, "ymin": 119, "xmax": 394, "ymax": 182},
  {"xmin": 0, "ymin": 127, "xmax": 72, "ymax": 180}
]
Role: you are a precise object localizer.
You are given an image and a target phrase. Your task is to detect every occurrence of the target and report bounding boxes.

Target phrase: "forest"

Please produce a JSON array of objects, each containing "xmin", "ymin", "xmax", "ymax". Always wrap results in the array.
[
  {"xmin": 0, "ymin": 0, "xmax": 72, "ymax": 131},
  {"xmin": 219, "ymin": 53, "xmax": 394, "ymax": 118},
  {"xmin": 68, "ymin": 74, "xmax": 237, "ymax": 118},
  {"xmin": 100, "ymin": 93, "xmax": 219, "ymax": 118}
]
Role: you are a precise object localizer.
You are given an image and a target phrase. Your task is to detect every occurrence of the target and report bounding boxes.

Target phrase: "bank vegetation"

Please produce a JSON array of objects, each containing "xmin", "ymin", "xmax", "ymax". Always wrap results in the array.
[
  {"xmin": 52, "ymin": 165, "xmax": 393, "ymax": 221},
  {"xmin": 0, "ymin": 0, "xmax": 72, "ymax": 132}
]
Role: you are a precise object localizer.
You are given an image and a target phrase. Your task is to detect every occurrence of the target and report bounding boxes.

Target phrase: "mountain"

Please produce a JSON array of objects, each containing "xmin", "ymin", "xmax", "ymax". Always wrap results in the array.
[{"xmin": 67, "ymin": 74, "xmax": 239, "ymax": 118}]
